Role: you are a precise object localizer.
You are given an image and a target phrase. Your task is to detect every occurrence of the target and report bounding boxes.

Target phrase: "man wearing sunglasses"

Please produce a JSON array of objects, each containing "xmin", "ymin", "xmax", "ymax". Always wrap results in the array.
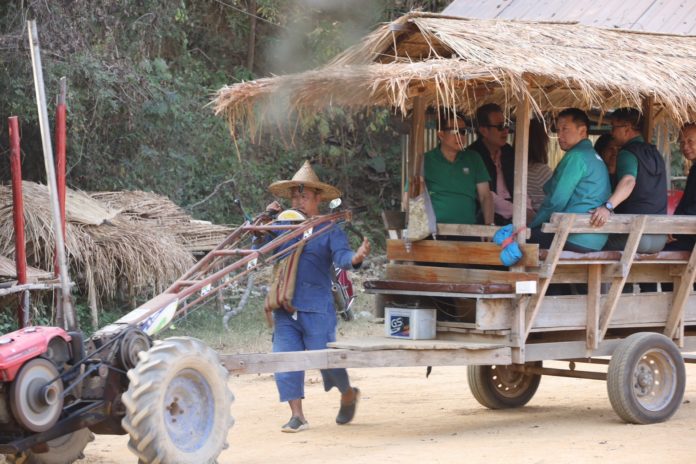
[
  {"xmin": 468, "ymin": 103, "xmax": 517, "ymax": 225},
  {"xmin": 420, "ymin": 112, "xmax": 494, "ymax": 226}
]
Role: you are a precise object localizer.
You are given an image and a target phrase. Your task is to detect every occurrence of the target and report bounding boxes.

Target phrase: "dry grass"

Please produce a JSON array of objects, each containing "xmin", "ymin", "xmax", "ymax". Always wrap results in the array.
[
  {"xmin": 214, "ymin": 11, "xmax": 696, "ymax": 136},
  {"xmin": 0, "ymin": 183, "xmax": 229, "ymax": 304}
]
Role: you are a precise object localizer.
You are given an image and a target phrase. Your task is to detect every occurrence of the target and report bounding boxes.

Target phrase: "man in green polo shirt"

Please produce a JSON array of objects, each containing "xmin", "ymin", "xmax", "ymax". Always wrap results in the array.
[
  {"xmin": 421, "ymin": 113, "xmax": 493, "ymax": 226},
  {"xmin": 589, "ymin": 107, "xmax": 668, "ymax": 253},
  {"xmin": 529, "ymin": 108, "xmax": 611, "ymax": 251}
]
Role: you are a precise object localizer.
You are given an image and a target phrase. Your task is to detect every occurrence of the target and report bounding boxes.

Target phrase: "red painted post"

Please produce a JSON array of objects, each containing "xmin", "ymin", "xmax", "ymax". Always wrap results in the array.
[{"xmin": 8, "ymin": 116, "xmax": 28, "ymax": 328}]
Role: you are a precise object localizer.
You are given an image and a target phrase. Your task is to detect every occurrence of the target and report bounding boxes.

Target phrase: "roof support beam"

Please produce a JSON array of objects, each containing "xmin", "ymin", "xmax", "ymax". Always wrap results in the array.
[{"xmin": 641, "ymin": 95, "xmax": 655, "ymax": 142}]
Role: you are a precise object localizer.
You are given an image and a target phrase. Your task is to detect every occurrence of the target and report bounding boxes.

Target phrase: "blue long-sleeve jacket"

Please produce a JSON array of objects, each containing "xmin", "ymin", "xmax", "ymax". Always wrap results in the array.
[{"xmin": 264, "ymin": 222, "xmax": 356, "ymax": 314}]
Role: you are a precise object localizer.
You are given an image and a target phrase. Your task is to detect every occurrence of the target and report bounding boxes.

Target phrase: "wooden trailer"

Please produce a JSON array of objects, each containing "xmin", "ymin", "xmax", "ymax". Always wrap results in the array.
[{"xmin": 213, "ymin": 12, "xmax": 696, "ymax": 425}]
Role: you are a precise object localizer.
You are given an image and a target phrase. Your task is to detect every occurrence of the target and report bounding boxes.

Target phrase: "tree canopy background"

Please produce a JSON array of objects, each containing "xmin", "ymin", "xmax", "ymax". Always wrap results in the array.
[{"xmin": 0, "ymin": 0, "xmax": 448, "ymax": 234}]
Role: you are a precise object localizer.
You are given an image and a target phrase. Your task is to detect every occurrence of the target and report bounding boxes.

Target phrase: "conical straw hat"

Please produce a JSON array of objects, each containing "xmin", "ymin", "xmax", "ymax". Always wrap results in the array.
[{"xmin": 268, "ymin": 161, "xmax": 341, "ymax": 201}]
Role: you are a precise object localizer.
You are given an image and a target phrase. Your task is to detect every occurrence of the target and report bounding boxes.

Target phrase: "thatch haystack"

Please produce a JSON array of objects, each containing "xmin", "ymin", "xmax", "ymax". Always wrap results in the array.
[
  {"xmin": 0, "ymin": 183, "xmax": 231, "ymax": 305},
  {"xmin": 214, "ymin": 12, "xmax": 696, "ymax": 132},
  {"xmin": 90, "ymin": 190, "xmax": 233, "ymax": 252}
]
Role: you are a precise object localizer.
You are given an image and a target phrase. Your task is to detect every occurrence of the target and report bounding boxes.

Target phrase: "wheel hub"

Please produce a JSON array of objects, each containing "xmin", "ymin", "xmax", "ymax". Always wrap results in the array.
[
  {"xmin": 631, "ymin": 350, "xmax": 676, "ymax": 411},
  {"xmin": 164, "ymin": 368, "xmax": 214, "ymax": 453}
]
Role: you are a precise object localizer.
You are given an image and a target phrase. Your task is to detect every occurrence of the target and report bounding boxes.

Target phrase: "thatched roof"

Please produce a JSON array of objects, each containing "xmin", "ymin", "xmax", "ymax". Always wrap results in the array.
[{"xmin": 214, "ymin": 12, "xmax": 696, "ymax": 131}]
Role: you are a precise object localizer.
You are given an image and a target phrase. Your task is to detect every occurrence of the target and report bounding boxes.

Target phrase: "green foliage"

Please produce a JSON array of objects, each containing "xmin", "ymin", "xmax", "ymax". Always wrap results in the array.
[{"xmin": 0, "ymin": 0, "xmax": 445, "ymax": 314}]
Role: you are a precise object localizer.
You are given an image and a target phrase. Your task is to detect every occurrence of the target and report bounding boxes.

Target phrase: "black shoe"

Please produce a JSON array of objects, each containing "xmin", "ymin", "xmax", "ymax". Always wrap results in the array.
[
  {"xmin": 336, "ymin": 387, "xmax": 360, "ymax": 425},
  {"xmin": 281, "ymin": 416, "xmax": 309, "ymax": 433}
]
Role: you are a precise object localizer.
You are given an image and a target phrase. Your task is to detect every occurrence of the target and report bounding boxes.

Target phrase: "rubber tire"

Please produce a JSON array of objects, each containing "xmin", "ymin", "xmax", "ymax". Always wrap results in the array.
[
  {"xmin": 121, "ymin": 337, "xmax": 234, "ymax": 464},
  {"xmin": 334, "ymin": 287, "xmax": 354, "ymax": 322},
  {"xmin": 5, "ymin": 428, "xmax": 94, "ymax": 464},
  {"xmin": 467, "ymin": 362, "xmax": 542, "ymax": 409},
  {"xmin": 607, "ymin": 332, "xmax": 685, "ymax": 424}
]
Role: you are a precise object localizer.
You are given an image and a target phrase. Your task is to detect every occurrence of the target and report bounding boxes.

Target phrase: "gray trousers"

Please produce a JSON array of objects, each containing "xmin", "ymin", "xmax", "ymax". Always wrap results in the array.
[{"xmin": 605, "ymin": 234, "xmax": 668, "ymax": 253}]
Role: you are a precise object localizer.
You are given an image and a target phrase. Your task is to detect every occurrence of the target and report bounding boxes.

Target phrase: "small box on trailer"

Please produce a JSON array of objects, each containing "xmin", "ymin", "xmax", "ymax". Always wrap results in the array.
[{"xmin": 385, "ymin": 307, "xmax": 436, "ymax": 340}]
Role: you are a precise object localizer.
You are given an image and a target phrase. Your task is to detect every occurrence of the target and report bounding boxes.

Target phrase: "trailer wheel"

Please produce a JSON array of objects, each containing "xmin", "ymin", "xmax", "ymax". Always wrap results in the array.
[
  {"xmin": 121, "ymin": 337, "xmax": 234, "ymax": 464},
  {"xmin": 607, "ymin": 332, "xmax": 685, "ymax": 424},
  {"xmin": 5, "ymin": 428, "xmax": 94, "ymax": 464},
  {"xmin": 467, "ymin": 362, "xmax": 542, "ymax": 409}
]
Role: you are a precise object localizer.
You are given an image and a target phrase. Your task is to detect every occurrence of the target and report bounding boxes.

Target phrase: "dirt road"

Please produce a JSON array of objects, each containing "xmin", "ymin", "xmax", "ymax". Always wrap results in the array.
[{"xmin": 84, "ymin": 361, "xmax": 696, "ymax": 464}]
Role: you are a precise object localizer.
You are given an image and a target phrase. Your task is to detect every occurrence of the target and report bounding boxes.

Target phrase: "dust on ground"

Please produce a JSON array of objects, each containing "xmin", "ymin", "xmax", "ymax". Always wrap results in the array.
[{"xmin": 84, "ymin": 361, "xmax": 696, "ymax": 464}]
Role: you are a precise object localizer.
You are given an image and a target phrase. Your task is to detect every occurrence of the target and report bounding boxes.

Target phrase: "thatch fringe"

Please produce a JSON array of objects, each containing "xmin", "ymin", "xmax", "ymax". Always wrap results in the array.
[{"xmin": 214, "ymin": 12, "xmax": 696, "ymax": 134}]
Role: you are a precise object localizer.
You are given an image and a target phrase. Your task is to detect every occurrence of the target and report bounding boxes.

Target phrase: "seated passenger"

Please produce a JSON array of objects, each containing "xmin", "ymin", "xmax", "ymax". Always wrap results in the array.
[
  {"xmin": 529, "ymin": 108, "xmax": 611, "ymax": 252},
  {"xmin": 467, "ymin": 104, "xmax": 514, "ymax": 225},
  {"xmin": 590, "ymin": 108, "xmax": 668, "ymax": 253},
  {"xmin": 666, "ymin": 123, "xmax": 696, "ymax": 251},
  {"xmin": 594, "ymin": 133, "xmax": 620, "ymax": 188},
  {"xmin": 421, "ymin": 112, "xmax": 494, "ymax": 226},
  {"xmin": 527, "ymin": 118, "xmax": 553, "ymax": 214}
]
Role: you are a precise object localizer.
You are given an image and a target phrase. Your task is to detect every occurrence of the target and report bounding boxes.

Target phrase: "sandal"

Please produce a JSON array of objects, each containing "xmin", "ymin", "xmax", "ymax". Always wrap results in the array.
[{"xmin": 336, "ymin": 387, "xmax": 360, "ymax": 425}]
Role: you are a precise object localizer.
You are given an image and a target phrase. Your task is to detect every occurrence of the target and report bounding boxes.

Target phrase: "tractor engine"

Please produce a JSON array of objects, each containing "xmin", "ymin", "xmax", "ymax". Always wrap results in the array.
[{"xmin": 0, "ymin": 327, "xmax": 73, "ymax": 434}]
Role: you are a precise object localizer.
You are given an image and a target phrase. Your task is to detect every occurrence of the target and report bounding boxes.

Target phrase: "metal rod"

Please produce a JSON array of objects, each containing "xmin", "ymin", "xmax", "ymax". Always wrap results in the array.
[
  {"xmin": 55, "ymin": 77, "xmax": 67, "ymax": 244},
  {"xmin": 8, "ymin": 116, "xmax": 29, "ymax": 327},
  {"xmin": 27, "ymin": 20, "xmax": 75, "ymax": 331},
  {"xmin": 517, "ymin": 365, "xmax": 607, "ymax": 381}
]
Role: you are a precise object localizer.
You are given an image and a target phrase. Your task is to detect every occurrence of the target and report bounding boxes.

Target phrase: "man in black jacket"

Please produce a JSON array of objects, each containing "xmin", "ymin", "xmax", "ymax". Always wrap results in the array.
[
  {"xmin": 590, "ymin": 107, "xmax": 668, "ymax": 253},
  {"xmin": 468, "ymin": 103, "xmax": 516, "ymax": 225}
]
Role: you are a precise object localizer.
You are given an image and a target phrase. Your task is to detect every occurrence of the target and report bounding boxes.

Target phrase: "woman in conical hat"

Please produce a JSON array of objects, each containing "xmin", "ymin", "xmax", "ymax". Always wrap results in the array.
[
  {"xmin": 268, "ymin": 160, "xmax": 342, "ymax": 202},
  {"xmin": 264, "ymin": 160, "xmax": 370, "ymax": 433}
]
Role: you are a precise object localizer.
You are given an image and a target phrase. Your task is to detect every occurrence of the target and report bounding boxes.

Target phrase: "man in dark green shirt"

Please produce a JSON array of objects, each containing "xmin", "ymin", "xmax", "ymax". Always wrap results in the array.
[
  {"xmin": 530, "ymin": 108, "xmax": 611, "ymax": 251},
  {"xmin": 589, "ymin": 107, "xmax": 668, "ymax": 253},
  {"xmin": 420, "ymin": 113, "xmax": 494, "ymax": 226}
]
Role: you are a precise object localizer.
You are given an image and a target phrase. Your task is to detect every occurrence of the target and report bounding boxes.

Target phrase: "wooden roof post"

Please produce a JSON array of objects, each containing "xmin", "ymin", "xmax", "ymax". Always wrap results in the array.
[
  {"xmin": 408, "ymin": 95, "xmax": 426, "ymax": 199},
  {"xmin": 641, "ymin": 95, "xmax": 655, "ymax": 143},
  {"xmin": 512, "ymin": 92, "xmax": 531, "ymax": 251}
]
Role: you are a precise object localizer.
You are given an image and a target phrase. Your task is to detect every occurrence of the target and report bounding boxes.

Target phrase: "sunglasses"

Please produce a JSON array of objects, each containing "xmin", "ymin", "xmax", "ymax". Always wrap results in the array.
[
  {"xmin": 482, "ymin": 124, "xmax": 510, "ymax": 131},
  {"xmin": 444, "ymin": 127, "xmax": 473, "ymax": 136}
]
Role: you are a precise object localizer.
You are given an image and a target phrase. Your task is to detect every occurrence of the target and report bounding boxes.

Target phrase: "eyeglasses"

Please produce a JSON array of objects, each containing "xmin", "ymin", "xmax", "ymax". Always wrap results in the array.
[
  {"xmin": 481, "ymin": 124, "xmax": 510, "ymax": 131},
  {"xmin": 445, "ymin": 127, "xmax": 473, "ymax": 136}
]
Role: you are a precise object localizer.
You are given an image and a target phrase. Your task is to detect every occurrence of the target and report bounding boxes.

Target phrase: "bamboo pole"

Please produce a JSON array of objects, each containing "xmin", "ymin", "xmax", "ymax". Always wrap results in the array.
[{"xmin": 28, "ymin": 20, "xmax": 76, "ymax": 331}]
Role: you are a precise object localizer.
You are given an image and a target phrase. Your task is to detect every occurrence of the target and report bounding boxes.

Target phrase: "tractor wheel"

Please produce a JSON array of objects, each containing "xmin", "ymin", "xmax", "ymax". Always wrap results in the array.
[
  {"xmin": 121, "ymin": 337, "xmax": 234, "ymax": 464},
  {"xmin": 607, "ymin": 332, "xmax": 685, "ymax": 424},
  {"xmin": 5, "ymin": 428, "xmax": 94, "ymax": 464},
  {"xmin": 467, "ymin": 362, "xmax": 542, "ymax": 409}
]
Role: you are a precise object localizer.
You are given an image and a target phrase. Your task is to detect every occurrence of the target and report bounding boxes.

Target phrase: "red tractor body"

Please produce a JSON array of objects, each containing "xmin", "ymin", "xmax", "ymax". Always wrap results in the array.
[{"xmin": 0, "ymin": 327, "xmax": 71, "ymax": 382}]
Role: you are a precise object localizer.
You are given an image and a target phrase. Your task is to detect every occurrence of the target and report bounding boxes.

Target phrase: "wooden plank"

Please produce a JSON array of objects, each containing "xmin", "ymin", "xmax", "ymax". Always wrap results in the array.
[
  {"xmin": 364, "ymin": 279, "xmax": 514, "ymax": 294},
  {"xmin": 436, "ymin": 223, "xmax": 498, "ymax": 238},
  {"xmin": 386, "ymin": 239, "xmax": 539, "ymax": 267},
  {"xmin": 543, "ymin": 212, "xmax": 696, "ymax": 234},
  {"xmin": 385, "ymin": 264, "xmax": 538, "ymax": 284},
  {"xmin": 642, "ymin": 95, "xmax": 655, "ymax": 142},
  {"xmin": 220, "ymin": 346, "xmax": 512, "ymax": 375},
  {"xmin": 586, "ymin": 264, "xmax": 601, "ymax": 352},
  {"xmin": 524, "ymin": 214, "xmax": 575, "ymax": 339},
  {"xmin": 328, "ymin": 337, "xmax": 506, "ymax": 351},
  {"xmin": 475, "ymin": 291, "xmax": 671, "ymax": 336},
  {"xmin": 551, "ymin": 263, "xmax": 679, "ymax": 284},
  {"xmin": 599, "ymin": 215, "xmax": 647, "ymax": 341},
  {"xmin": 664, "ymin": 242, "xmax": 696, "ymax": 339},
  {"xmin": 512, "ymin": 93, "xmax": 531, "ymax": 253}
]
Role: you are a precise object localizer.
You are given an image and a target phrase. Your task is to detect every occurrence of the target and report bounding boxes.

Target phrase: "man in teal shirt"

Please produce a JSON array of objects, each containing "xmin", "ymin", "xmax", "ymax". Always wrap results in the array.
[
  {"xmin": 421, "ymin": 113, "xmax": 494, "ymax": 226},
  {"xmin": 530, "ymin": 108, "xmax": 611, "ymax": 251},
  {"xmin": 589, "ymin": 107, "xmax": 668, "ymax": 253}
]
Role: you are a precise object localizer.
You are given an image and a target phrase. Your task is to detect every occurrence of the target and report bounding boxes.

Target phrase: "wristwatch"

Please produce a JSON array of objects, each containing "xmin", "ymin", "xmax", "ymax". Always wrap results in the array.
[{"xmin": 604, "ymin": 201, "xmax": 614, "ymax": 213}]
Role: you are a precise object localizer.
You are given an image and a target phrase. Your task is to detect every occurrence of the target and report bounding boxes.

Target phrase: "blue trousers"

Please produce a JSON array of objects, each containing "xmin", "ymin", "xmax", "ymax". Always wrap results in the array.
[{"xmin": 272, "ymin": 310, "xmax": 350, "ymax": 402}]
